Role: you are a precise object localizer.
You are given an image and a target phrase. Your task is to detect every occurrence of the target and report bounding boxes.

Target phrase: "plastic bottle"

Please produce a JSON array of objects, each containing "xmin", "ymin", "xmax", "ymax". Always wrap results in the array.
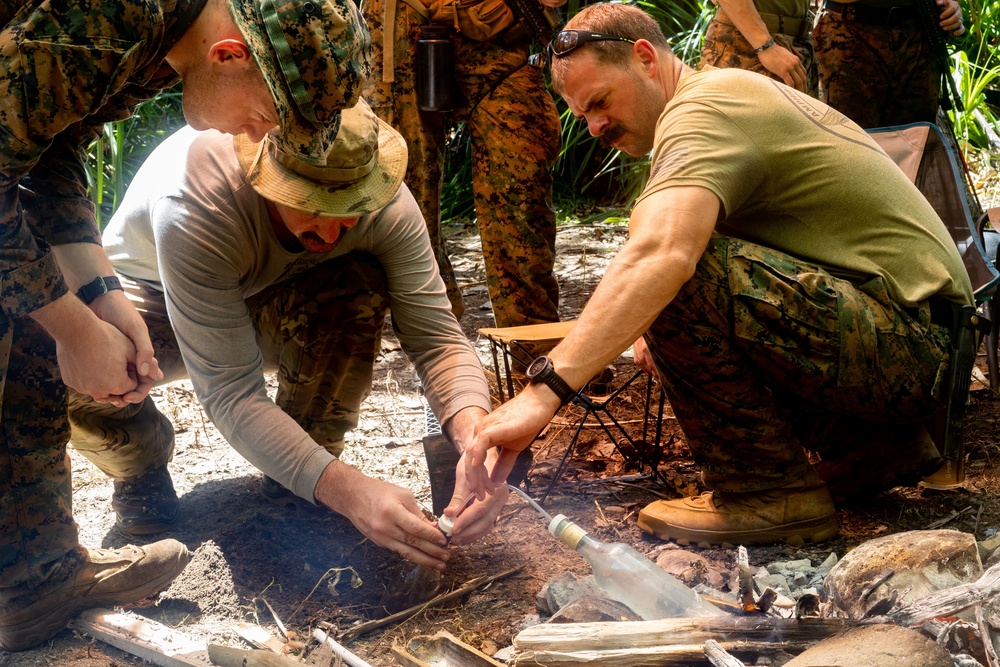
[
  {"xmin": 416, "ymin": 24, "xmax": 458, "ymax": 112},
  {"xmin": 548, "ymin": 514, "xmax": 726, "ymax": 619}
]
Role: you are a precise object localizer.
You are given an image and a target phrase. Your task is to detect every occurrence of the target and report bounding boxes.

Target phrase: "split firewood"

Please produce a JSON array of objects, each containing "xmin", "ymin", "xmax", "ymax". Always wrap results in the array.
[
  {"xmin": 511, "ymin": 616, "xmax": 857, "ymax": 666},
  {"xmin": 888, "ymin": 560, "xmax": 1000, "ymax": 626},
  {"xmin": 704, "ymin": 639, "xmax": 746, "ymax": 667},
  {"xmin": 67, "ymin": 608, "xmax": 209, "ymax": 667}
]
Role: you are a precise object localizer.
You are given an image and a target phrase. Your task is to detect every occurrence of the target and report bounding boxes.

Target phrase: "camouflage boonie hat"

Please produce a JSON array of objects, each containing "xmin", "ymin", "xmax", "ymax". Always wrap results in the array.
[
  {"xmin": 228, "ymin": 0, "xmax": 373, "ymax": 163},
  {"xmin": 234, "ymin": 98, "xmax": 408, "ymax": 215}
]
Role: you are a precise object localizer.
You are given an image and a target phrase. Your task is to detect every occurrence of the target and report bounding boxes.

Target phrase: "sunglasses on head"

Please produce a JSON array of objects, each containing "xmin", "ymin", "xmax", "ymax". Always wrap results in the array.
[{"xmin": 529, "ymin": 30, "xmax": 636, "ymax": 67}]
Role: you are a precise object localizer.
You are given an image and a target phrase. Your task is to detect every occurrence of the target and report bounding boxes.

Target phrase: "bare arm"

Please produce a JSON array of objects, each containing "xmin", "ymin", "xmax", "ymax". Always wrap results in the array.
[
  {"xmin": 715, "ymin": 0, "xmax": 807, "ymax": 91},
  {"xmin": 454, "ymin": 186, "xmax": 721, "ymax": 501},
  {"xmin": 49, "ymin": 243, "xmax": 162, "ymax": 405}
]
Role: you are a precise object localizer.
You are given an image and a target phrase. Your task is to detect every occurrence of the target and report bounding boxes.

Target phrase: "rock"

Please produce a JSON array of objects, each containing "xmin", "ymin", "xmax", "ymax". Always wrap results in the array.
[
  {"xmin": 825, "ymin": 529, "xmax": 982, "ymax": 619},
  {"xmin": 536, "ymin": 572, "xmax": 604, "ymax": 615},
  {"xmin": 655, "ymin": 548, "xmax": 726, "ymax": 589},
  {"xmin": 978, "ymin": 533, "xmax": 1000, "ymax": 563},
  {"xmin": 547, "ymin": 595, "xmax": 641, "ymax": 623},
  {"xmin": 784, "ymin": 625, "xmax": 953, "ymax": 667}
]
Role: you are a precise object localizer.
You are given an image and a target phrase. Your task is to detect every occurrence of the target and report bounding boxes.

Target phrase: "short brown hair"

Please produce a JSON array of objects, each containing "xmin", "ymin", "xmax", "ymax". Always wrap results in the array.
[{"xmin": 551, "ymin": 3, "xmax": 671, "ymax": 89}]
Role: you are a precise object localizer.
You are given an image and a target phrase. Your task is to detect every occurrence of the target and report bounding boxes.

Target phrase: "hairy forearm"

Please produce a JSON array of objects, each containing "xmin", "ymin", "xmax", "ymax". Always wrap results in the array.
[{"xmin": 715, "ymin": 0, "xmax": 771, "ymax": 48}]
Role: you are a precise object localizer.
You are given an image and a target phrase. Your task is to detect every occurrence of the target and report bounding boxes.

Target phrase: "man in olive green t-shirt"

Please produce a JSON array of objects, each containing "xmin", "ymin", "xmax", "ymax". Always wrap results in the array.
[{"xmin": 450, "ymin": 3, "xmax": 975, "ymax": 548}]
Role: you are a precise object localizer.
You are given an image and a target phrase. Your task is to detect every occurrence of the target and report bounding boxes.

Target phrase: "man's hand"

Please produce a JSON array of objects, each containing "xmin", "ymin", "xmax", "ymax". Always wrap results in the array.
[
  {"xmin": 31, "ymin": 293, "xmax": 143, "ymax": 403},
  {"xmin": 937, "ymin": 0, "xmax": 964, "ymax": 36},
  {"xmin": 453, "ymin": 383, "xmax": 561, "ymax": 503},
  {"xmin": 90, "ymin": 290, "xmax": 163, "ymax": 405},
  {"xmin": 444, "ymin": 450, "xmax": 510, "ymax": 545},
  {"xmin": 315, "ymin": 461, "xmax": 451, "ymax": 570},
  {"xmin": 632, "ymin": 336, "xmax": 656, "ymax": 376},
  {"xmin": 757, "ymin": 44, "xmax": 807, "ymax": 92}
]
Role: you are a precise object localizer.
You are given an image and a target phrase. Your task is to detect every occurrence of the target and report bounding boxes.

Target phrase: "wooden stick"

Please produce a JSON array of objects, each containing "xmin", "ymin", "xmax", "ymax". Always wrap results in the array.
[
  {"xmin": 704, "ymin": 639, "xmax": 746, "ymax": 667},
  {"xmin": 312, "ymin": 627, "xmax": 374, "ymax": 667},
  {"xmin": 337, "ymin": 566, "xmax": 522, "ymax": 642},
  {"xmin": 976, "ymin": 604, "xmax": 1000, "ymax": 667},
  {"xmin": 513, "ymin": 616, "xmax": 856, "ymax": 654},
  {"xmin": 68, "ymin": 608, "xmax": 209, "ymax": 667},
  {"xmin": 889, "ymin": 560, "xmax": 1000, "ymax": 626}
]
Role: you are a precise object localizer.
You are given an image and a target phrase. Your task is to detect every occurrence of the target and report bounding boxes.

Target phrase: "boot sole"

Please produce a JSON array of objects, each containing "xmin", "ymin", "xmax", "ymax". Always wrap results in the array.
[
  {"xmin": 637, "ymin": 512, "xmax": 839, "ymax": 548},
  {"xmin": 0, "ymin": 551, "xmax": 189, "ymax": 652}
]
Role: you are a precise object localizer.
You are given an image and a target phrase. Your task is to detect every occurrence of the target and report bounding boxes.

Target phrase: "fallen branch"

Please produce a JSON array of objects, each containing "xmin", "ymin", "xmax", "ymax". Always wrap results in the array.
[{"xmin": 337, "ymin": 566, "xmax": 522, "ymax": 642}]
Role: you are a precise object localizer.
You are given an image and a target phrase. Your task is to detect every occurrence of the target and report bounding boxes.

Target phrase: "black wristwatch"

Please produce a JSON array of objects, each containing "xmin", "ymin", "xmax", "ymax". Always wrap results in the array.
[
  {"xmin": 77, "ymin": 275, "xmax": 123, "ymax": 305},
  {"xmin": 525, "ymin": 356, "xmax": 576, "ymax": 405}
]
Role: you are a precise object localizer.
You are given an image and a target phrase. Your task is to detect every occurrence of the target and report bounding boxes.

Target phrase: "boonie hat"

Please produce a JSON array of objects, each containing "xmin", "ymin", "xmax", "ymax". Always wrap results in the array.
[
  {"xmin": 234, "ymin": 99, "xmax": 408, "ymax": 215},
  {"xmin": 228, "ymin": 0, "xmax": 372, "ymax": 163}
]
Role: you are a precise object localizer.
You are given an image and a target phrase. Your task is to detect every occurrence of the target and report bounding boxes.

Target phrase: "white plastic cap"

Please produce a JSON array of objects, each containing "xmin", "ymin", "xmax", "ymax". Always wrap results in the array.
[{"xmin": 437, "ymin": 513, "xmax": 455, "ymax": 537}]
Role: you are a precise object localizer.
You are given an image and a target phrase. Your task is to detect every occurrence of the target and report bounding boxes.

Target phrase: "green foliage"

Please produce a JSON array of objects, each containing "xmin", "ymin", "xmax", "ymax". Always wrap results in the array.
[
  {"xmin": 948, "ymin": 0, "xmax": 1000, "ymax": 152},
  {"xmin": 86, "ymin": 90, "xmax": 186, "ymax": 228}
]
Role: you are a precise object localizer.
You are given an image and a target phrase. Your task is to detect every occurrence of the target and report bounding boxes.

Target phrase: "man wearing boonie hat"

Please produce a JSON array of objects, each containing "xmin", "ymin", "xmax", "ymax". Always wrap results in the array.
[
  {"xmin": 67, "ymin": 99, "xmax": 507, "ymax": 575},
  {"xmin": 0, "ymin": 0, "xmax": 370, "ymax": 652}
]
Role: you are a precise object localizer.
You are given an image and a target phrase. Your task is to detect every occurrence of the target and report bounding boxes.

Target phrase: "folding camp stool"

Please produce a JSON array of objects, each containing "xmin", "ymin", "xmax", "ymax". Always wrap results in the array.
[{"xmin": 478, "ymin": 320, "xmax": 669, "ymax": 501}]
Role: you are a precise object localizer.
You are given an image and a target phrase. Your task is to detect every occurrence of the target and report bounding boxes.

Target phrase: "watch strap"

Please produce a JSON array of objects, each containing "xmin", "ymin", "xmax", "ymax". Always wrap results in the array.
[
  {"xmin": 77, "ymin": 275, "xmax": 123, "ymax": 305},
  {"xmin": 527, "ymin": 356, "xmax": 577, "ymax": 405}
]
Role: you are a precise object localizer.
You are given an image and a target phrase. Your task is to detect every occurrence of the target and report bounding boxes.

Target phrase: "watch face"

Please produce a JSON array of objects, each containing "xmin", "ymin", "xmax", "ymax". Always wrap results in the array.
[{"xmin": 526, "ymin": 356, "xmax": 549, "ymax": 379}]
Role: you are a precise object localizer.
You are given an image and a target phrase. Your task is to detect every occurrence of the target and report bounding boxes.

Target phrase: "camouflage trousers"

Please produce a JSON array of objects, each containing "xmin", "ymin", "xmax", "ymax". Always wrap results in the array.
[
  {"xmin": 363, "ymin": 1, "xmax": 561, "ymax": 328},
  {"xmin": 812, "ymin": 9, "xmax": 939, "ymax": 128},
  {"xmin": 701, "ymin": 18, "xmax": 819, "ymax": 97},
  {"xmin": 67, "ymin": 252, "xmax": 389, "ymax": 495},
  {"xmin": 0, "ymin": 312, "xmax": 90, "ymax": 607},
  {"xmin": 643, "ymin": 235, "xmax": 951, "ymax": 493}
]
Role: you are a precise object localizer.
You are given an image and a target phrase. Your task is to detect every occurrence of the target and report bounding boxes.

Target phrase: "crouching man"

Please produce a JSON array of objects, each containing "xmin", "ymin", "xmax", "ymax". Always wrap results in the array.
[
  {"xmin": 453, "ymin": 3, "xmax": 972, "ymax": 546},
  {"xmin": 69, "ymin": 100, "xmax": 505, "ymax": 569}
]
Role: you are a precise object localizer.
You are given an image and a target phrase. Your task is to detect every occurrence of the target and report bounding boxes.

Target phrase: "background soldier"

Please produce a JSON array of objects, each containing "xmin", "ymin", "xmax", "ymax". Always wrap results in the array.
[
  {"xmin": 362, "ymin": 0, "xmax": 562, "ymax": 330},
  {"xmin": 701, "ymin": 0, "xmax": 817, "ymax": 95},
  {"xmin": 0, "ymin": 0, "xmax": 368, "ymax": 651},
  {"xmin": 812, "ymin": 0, "xmax": 964, "ymax": 127}
]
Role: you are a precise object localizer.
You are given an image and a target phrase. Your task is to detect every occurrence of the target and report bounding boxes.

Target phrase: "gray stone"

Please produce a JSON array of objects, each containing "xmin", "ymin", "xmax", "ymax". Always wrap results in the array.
[
  {"xmin": 547, "ymin": 595, "xmax": 642, "ymax": 624},
  {"xmin": 825, "ymin": 529, "xmax": 982, "ymax": 619},
  {"xmin": 535, "ymin": 572, "xmax": 604, "ymax": 616},
  {"xmin": 784, "ymin": 625, "xmax": 953, "ymax": 667},
  {"xmin": 655, "ymin": 547, "xmax": 727, "ymax": 589}
]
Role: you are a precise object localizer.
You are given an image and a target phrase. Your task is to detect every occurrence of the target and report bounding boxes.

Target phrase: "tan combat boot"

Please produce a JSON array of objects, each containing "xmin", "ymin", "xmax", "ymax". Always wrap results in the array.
[
  {"xmin": 0, "ymin": 539, "xmax": 191, "ymax": 651},
  {"xmin": 637, "ymin": 477, "xmax": 839, "ymax": 547}
]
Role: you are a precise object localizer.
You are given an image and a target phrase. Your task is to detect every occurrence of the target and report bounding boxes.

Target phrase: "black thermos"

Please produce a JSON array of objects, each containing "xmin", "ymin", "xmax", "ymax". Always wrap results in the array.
[{"xmin": 417, "ymin": 24, "xmax": 458, "ymax": 112}]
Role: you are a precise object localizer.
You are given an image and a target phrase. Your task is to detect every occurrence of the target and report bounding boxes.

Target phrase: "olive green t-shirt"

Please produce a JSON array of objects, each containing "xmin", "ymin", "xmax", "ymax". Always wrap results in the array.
[{"xmin": 635, "ymin": 68, "xmax": 973, "ymax": 308}]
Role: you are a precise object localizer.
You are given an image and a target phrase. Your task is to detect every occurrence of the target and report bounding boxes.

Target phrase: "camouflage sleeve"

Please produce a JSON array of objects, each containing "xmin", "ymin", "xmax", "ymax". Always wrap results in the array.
[{"xmin": 0, "ymin": 3, "xmax": 163, "ymax": 316}]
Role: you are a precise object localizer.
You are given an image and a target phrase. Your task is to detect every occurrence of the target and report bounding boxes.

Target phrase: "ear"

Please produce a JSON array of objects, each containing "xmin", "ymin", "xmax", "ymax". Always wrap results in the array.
[
  {"xmin": 207, "ymin": 38, "xmax": 252, "ymax": 66},
  {"xmin": 633, "ymin": 39, "xmax": 659, "ymax": 78}
]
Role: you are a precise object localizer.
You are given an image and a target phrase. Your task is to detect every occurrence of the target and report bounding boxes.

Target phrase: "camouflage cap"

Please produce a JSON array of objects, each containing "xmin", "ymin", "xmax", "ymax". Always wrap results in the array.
[
  {"xmin": 228, "ymin": 0, "xmax": 372, "ymax": 163},
  {"xmin": 234, "ymin": 98, "xmax": 408, "ymax": 215}
]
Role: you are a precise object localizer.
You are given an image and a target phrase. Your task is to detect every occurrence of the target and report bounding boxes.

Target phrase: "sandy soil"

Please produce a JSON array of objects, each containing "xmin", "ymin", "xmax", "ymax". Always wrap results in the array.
[{"xmin": 2, "ymin": 218, "xmax": 1000, "ymax": 667}]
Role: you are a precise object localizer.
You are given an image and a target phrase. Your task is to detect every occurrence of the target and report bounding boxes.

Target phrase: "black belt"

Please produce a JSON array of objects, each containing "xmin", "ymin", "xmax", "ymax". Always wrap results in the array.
[
  {"xmin": 823, "ymin": 0, "xmax": 918, "ymax": 26},
  {"xmin": 928, "ymin": 297, "xmax": 958, "ymax": 328}
]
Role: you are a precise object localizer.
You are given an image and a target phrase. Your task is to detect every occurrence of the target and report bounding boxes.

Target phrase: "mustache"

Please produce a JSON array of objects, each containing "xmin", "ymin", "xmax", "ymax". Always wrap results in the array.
[{"xmin": 599, "ymin": 124, "xmax": 625, "ymax": 149}]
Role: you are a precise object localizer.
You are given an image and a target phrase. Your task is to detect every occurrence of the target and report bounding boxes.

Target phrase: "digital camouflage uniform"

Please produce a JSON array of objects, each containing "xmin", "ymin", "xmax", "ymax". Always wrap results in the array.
[
  {"xmin": 643, "ymin": 235, "xmax": 951, "ymax": 493},
  {"xmin": 68, "ymin": 255, "xmax": 389, "ymax": 477},
  {"xmin": 0, "ymin": 0, "xmax": 369, "ymax": 609},
  {"xmin": 812, "ymin": 4, "xmax": 940, "ymax": 128},
  {"xmin": 363, "ymin": 0, "xmax": 561, "ymax": 327},
  {"xmin": 701, "ymin": 12, "xmax": 819, "ymax": 97},
  {"xmin": 0, "ymin": 0, "xmax": 207, "ymax": 610}
]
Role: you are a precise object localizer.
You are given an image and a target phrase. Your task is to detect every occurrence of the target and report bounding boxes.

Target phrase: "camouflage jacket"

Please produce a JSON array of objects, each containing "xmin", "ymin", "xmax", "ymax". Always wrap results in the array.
[{"xmin": 0, "ymin": 0, "xmax": 205, "ymax": 318}]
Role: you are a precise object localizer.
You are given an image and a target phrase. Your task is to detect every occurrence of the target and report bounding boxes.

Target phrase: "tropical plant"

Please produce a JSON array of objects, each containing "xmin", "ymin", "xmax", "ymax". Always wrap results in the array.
[
  {"xmin": 86, "ymin": 90, "xmax": 186, "ymax": 228},
  {"xmin": 947, "ymin": 0, "xmax": 1000, "ymax": 153}
]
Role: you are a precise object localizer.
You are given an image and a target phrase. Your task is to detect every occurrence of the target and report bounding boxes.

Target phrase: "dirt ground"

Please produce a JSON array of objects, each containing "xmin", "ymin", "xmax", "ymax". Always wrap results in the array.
[{"xmin": 4, "ymin": 209, "xmax": 1000, "ymax": 667}]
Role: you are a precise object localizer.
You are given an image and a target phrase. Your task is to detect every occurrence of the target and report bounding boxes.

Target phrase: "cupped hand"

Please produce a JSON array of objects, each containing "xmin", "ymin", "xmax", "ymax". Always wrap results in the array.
[
  {"xmin": 90, "ymin": 290, "xmax": 163, "ymax": 404},
  {"xmin": 331, "ymin": 474, "xmax": 452, "ymax": 570},
  {"xmin": 757, "ymin": 44, "xmax": 807, "ymax": 92},
  {"xmin": 445, "ymin": 451, "xmax": 511, "ymax": 545}
]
